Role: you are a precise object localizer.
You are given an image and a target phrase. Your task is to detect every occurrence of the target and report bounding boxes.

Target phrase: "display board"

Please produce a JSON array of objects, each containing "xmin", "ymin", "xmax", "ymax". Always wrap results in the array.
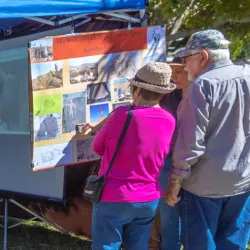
[
  {"xmin": 29, "ymin": 26, "xmax": 166, "ymax": 171},
  {"xmin": 0, "ymin": 26, "xmax": 71, "ymax": 200}
]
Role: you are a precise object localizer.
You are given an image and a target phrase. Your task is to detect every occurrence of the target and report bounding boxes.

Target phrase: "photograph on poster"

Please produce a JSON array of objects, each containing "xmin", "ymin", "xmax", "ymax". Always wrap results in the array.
[
  {"xmin": 114, "ymin": 79, "xmax": 132, "ymax": 103},
  {"xmin": 33, "ymin": 94, "xmax": 62, "ymax": 117},
  {"xmin": 30, "ymin": 38, "xmax": 53, "ymax": 63},
  {"xmin": 69, "ymin": 56, "xmax": 100, "ymax": 84},
  {"xmin": 147, "ymin": 26, "xmax": 165, "ymax": 49},
  {"xmin": 90, "ymin": 103, "xmax": 109, "ymax": 123},
  {"xmin": 142, "ymin": 48, "xmax": 166, "ymax": 65},
  {"xmin": 105, "ymin": 51, "xmax": 140, "ymax": 80},
  {"xmin": 87, "ymin": 82, "xmax": 111, "ymax": 104},
  {"xmin": 62, "ymin": 92, "xmax": 86, "ymax": 133},
  {"xmin": 33, "ymin": 142, "xmax": 73, "ymax": 169},
  {"xmin": 31, "ymin": 61, "xmax": 63, "ymax": 91},
  {"xmin": 112, "ymin": 102, "xmax": 131, "ymax": 110},
  {"xmin": 77, "ymin": 138, "xmax": 100, "ymax": 162},
  {"xmin": 34, "ymin": 113, "xmax": 61, "ymax": 142}
]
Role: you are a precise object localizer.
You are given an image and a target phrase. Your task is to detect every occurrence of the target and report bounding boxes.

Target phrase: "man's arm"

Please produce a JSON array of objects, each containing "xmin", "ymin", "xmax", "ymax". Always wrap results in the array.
[{"xmin": 169, "ymin": 79, "xmax": 211, "ymax": 182}]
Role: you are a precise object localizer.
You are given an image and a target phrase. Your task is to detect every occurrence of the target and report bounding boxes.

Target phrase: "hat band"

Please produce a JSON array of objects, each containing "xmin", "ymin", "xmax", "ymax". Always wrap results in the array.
[{"xmin": 133, "ymin": 76, "xmax": 169, "ymax": 88}]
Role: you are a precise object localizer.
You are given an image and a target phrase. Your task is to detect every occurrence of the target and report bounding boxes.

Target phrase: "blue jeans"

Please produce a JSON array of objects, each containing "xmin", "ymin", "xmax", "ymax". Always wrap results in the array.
[
  {"xmin": 179, "ymin": 189, "xmax": 250, "ymax": 250},
  {"xmin": 159, "ymin": 157, "xmax": 181, "ymax": 250},
  {"xmin": 92, "ymin": 200, "xmax": 159, "ymax": 250}
]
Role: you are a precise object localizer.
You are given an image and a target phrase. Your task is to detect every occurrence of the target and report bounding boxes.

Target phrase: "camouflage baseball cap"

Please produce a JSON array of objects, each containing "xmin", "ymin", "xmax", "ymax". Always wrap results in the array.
[{"xmin": 175, "ymin": 29, "xmax": 231, "ymax": 57}]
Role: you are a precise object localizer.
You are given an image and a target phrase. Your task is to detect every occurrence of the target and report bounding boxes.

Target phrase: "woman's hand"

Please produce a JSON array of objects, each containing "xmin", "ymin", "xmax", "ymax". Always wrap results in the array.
[
  {"xmin": 77, "ymin": 115, "xmax": 110, "ymax": 137},
  {"xmin": 77, "ymin": 123, "xmax": 95, "ymax": 136}
]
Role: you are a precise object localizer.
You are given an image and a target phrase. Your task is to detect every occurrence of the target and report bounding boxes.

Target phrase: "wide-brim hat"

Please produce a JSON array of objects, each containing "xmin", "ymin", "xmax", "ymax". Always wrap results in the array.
[{"xmin": 129, "ymin": 62, "xmax": 176, "ymax": 94}]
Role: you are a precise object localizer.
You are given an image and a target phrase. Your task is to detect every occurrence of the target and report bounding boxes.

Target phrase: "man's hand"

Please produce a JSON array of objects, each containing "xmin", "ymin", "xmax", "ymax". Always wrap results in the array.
[{"xmin": 164, "ymin": 183, "xmax": 181, "ymax": 207}]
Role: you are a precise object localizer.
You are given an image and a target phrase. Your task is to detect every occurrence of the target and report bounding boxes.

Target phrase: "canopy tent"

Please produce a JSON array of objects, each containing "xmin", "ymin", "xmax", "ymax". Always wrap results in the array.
[
  {"xmin": 0, "ymin": 2, "xmax": 149, "ymax": 250},
  {"xmin": 0, "ymin": 2, "xmax": 151, "ymax": 250},
  {"xmin": 0, "ymin": 0, "xmax": 149, "ymax": 203},
  {"xmin": 0, "ymin": 0, "xmax": 148, "ymax": 36},
  {"xmin": 0, "ymin": 0, "xmax": 148, "ymax": 202},
  {"xmin": 0, "ymin": 0, "xmax": 147, "ymax": 18}
]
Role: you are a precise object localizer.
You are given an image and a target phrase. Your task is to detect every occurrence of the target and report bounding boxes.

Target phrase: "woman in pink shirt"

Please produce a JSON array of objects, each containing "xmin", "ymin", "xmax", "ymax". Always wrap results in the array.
[{"xmin": 91, "ymin": 62, "xmax": 176, "ymax": 250}]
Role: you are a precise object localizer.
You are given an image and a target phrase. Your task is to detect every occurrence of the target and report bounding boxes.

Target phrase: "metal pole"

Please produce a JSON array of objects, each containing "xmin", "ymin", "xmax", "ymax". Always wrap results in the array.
[
  {"xmin": 10, "ymin": 200, "xmax": 66, "ymax": 234},
  {"xmin": 26, "ymin": 17, "xmax": 56, "ymax": 26},
  {"xmin": 4, "ymin": 199, "xmax": 8, "ymax": 250},
  {"xmin": 57, "ymin": 14, "xmax": 88, "ymax": 25},
  {"xmin": 104, "ymin": 12, "xmax": 141, "ymax": 23},
  {"xmin": 8, "ymin": 217, "xmax": 37, "ymax": 229},
  {"xmin": 75, "ymin": 18, "xmax": 91, "ymax": 28}
]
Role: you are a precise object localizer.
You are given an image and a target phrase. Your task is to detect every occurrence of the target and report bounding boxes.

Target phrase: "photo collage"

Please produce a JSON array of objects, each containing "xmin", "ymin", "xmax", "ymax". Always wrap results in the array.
[{"xmin": 29, "ymin": 26, "xmax": 166, "ymax": 170}]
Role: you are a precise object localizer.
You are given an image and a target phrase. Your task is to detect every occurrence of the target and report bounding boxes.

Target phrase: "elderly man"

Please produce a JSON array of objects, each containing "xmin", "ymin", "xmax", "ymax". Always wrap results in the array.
[{"xmin": 165, "ymin": 29, "xmax": 250, "ymax": 250}]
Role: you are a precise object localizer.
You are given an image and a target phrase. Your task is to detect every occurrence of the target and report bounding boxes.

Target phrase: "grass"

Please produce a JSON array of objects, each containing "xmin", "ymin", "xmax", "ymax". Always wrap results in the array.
[
  {"xmin": 0, "ymin": 219, "xmax": 91, "ymax": 250},
  {"xmin": 0, "ymin": 218, "xmax": 249, "ymax": 249}
]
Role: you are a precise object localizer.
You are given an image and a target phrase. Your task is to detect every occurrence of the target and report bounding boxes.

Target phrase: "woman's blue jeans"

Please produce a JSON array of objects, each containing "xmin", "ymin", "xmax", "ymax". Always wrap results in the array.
[
  {"xmin": 159, "ymin": 156, "xmax": 181, "ymax": 250},
  {"xmin": 92, "ymin": 200, "xmax": 159, "ymax": 250}
]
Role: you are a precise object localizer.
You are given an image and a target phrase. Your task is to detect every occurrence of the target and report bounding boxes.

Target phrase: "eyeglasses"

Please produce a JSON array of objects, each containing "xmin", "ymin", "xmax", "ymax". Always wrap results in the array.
[{"xmin": 181, "ymin": 52, "xmax": 200, "ymax": 63}]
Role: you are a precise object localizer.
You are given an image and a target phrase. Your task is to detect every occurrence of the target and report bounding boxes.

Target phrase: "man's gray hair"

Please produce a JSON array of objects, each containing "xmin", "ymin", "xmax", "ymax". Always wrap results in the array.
[
  {"xmin": 189, "ymin": 49, "xmax": 230, "ymax": 63},
  {"xmin": 206, "ymin": 49, "xmax": 230, "ymax": 62}
]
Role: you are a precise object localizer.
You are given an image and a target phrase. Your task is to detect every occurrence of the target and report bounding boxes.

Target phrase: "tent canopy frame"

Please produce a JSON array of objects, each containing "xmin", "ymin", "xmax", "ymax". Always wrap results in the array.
[{"xmin": 25, "ymin": 10, "xmax": 145, "ymax": 27}]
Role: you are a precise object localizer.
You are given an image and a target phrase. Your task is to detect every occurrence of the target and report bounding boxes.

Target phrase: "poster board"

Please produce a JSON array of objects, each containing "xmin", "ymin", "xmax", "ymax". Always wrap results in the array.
[{"xmin": 28, "ymin": 26, "xmax": 167, "ymax": 171}]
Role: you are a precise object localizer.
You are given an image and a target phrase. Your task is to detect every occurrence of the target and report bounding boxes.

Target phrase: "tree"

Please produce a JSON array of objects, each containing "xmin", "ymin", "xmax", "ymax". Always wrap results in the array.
[{"xmin": 148, "ymin": 0, "xmax": 250, "ymax": 60}]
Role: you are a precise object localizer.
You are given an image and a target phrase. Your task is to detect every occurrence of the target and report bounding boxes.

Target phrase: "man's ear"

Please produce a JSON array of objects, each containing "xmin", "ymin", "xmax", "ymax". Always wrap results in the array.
[{"xmin": 200, "ymin": 50, "xmax": 210, "ymax": 66}]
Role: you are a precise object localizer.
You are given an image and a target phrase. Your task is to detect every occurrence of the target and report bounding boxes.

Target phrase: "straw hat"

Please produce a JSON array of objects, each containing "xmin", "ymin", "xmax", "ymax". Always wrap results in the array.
[{"xmin": 129, "ymin": 62, "xmax": 176, "ymax": 94}]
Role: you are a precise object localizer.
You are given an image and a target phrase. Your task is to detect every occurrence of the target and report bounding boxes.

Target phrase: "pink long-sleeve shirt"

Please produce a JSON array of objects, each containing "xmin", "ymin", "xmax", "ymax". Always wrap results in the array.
[{"xmin": 92, "ymin": 105, "xmax": 176, "ymax": 202}]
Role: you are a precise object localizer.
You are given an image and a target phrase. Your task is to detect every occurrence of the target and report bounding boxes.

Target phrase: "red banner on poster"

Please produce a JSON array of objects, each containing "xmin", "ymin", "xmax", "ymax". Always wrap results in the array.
[{"xmin": 53, "ymin": 28, "xmax": 148, "ymax": 60}]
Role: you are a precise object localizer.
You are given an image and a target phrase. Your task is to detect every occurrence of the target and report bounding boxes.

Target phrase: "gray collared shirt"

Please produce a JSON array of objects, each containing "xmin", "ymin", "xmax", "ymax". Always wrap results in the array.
[{"xmin": 171, "ymin": 59, "xmax": 250, "ymax": 197}]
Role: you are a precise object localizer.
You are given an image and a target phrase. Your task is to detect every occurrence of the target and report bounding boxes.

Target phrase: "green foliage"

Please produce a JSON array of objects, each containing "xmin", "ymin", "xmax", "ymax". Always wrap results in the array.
[
  {"xmin": 184, "ymin": 0, "xmax": 250, "ymax": 29},
  {"xmin": 223, "ymin": 23, "xmax": 250, "ymax": 60},
  {"xmin": 148, "ymin": 0, "xmax": 193, "ymax": 26},
  {"xmin": 148, "ymin": 0, "xmax": 250, "ymax": 60}
]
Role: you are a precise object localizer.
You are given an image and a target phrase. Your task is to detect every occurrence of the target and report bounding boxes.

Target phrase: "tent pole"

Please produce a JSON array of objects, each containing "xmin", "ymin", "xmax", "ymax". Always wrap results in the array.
[
  {"xmin": 57, "ymin": 14, "xmax": 88, "ymax": 25},
  {"xmin": 75, "ymin": 18, "xmax": 92, "ymax": 28},
  {"xmin": 26, "ymin": 17, "xmax": 56, "ymax": 26},
  {"xmin": 9, "ymin": 199, "xmax": 66, "ymax": 234},
  {"xmin": 104, "ymin": 12, "xmax": 141, "ymax": 23},
  {"xmin": 0, "ymin": 198, "xmax": 68, "ymax": 249},
  {"xmin": 139, "ymin": 10, "xmax": 146, "ymax": 19},
  {"xmin": 4, "ymin": 199, "xmax": 8, "ymax": 250}
]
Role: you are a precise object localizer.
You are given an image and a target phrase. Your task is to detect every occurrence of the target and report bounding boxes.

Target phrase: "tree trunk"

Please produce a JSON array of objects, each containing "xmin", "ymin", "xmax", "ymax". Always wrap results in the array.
[{"xmin": 166, "ymin": 0, "xmax": 195, "ymax": 52}]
